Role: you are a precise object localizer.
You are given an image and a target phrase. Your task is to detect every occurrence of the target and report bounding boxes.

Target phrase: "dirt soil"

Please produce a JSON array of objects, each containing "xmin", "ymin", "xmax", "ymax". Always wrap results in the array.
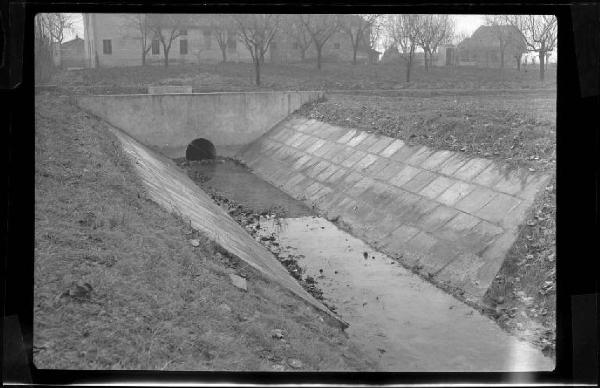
[
  {"xmin": 34, "ymin": 92, "xmax": 375, "ymax": 371},
  {"xmin": 52, "ymin": 62, "xmax": 556, "ymax": 94}
]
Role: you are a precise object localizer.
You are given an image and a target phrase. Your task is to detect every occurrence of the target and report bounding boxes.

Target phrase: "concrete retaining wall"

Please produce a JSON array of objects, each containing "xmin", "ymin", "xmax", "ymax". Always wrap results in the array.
[
  {"xmin": 238, "ymin": 115, "xmax": 552, "ymax": 299},
  {"xmin": 106, "ymin": 121, "xmax": 345, "ymax": 328},
  {"xmin": 76, "ymin": 91, "xmax": 324, "ymax": 158}
]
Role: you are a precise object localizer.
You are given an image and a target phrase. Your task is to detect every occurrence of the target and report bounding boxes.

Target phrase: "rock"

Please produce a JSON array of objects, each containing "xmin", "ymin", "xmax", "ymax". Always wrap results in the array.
[
  {"xmin": 218, "ymin": 303, "xmax": 232, "ymax": 314},
  {"xmin": 496, "ymin": 296, "xmax": 505, "ymax": 304},
  {"xmin": 271, "ymin": 364, "xmax": 286, "ymax": 371},
  {"xmin": 271, "ymin": 329, "xmax": 285, "ymax": 339},
  {"xmin": 287, "ymin": 358, "xmax": 303, "ymax": 369},
  {"xmin": 189, "ymin": 239, "xmax": 200, "ymax": 247},
  {"xmin": 67, "ymin": 281, "xmax": 93, "ymax": 298},
  {"xmin": 229, "ymin": 274, "xmax": 247, "ymax": 291}
]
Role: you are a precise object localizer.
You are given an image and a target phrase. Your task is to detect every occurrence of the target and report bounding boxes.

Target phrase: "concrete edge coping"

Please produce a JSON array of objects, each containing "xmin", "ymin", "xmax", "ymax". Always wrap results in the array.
[{"xmin": 78, "ymin": 90, "xmax": 326, "ymax": 97}]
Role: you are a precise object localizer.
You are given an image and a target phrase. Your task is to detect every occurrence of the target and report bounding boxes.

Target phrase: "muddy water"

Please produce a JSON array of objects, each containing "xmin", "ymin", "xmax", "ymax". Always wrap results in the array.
[
  {"xmin": 174, "ymin": 158, "xmax": 312, "ymax": 217},
  {"xmin": 258, "ymin": 216, "xmax": 553, "ymax": 372}
]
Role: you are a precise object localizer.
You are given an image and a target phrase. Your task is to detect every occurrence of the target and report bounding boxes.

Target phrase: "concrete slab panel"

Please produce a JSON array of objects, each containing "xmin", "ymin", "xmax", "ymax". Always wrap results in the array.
[
  {"xmin": 368, "ymin": 137, "xmax": 395, "ymax": 155},
  {"xmin": 436, "ymin": 153, "xmax": 470, "ymax": 176},
  {"xmin": 373, "ymin": 161, "xmax": 405, "ymax": 182},
  {"xmin": 405, "ymin": 146, "xmax": 435, "ymax": 166},
  {"xmin": 437, "ymin": 181, "xmax": 477, "ymax": 207},
  {"xmin": 306, "ymin": 138, "xmax": 327, "ymax": 154},
  {"xmin": 363, "ymin": 157, "xmax": 391, "ymax": 176},
  {"xmin": 420, "ymin": 150, "xmax": 454, "ymax": 171},
  {"xmin": 354, "ymin": 134, "xmax": 380, "ymax": 152},
  {"xmin": 419, "ymin": 176, "xmax": 455, "ymax": 200},
  {"xmin": 474, "ymin": 193, "xmax": 522, "ymax": 225},
  {"xmin": 419, "ymin": 205, "xmax": 460, "ymax": 232},
  {"xmin": 380, "ymin": 139, "xmax": 406, "ymax": 158},
  {"xmin": 354, "ymin": 154, "xmax": 380, "ymax": 171},
  {"xmin": 401, "ymin": 170, "xmax": 438, "ymax": 194},
  {"xmin": 340, "ymin": 149, "xmax": 368, "ymax": 168},
  {"xmin": 390, "ymin": 144, "xmax": 420, "ymax": 162},
  {"xmin": 453, "ymin": 158, "xmax": 494, "ymax": 182},
  {"xmin": 454, "ymin": 187, "xmax": 498, "ymax": 214},
  {"xmin": 346, "ymin": 132, "xmax": 369, "ymax": 147},
  {"xmin": 389, "ymin": 165, "xmax": 421, "ymax": 187},
  {"xmin": 471, "ymin": 163, "xmax": 504, "ymax": 187},
  {"xmin": 336, "ymin": 129, "xmax": 358, "ymax": 144}
]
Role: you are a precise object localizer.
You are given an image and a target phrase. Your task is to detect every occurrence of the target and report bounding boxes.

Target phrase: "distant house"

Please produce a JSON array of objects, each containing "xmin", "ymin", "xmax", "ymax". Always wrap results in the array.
[
  {"xmin": 82, "ymin": 14, "xmax": 378, "ymax": 68},
  {"xmin": 457, "ymin": 25, "xmax": 526, "ymax": 68},
  {"xmin": 60, "ymin": 35, "xmax": 86, "ymax": 69}
]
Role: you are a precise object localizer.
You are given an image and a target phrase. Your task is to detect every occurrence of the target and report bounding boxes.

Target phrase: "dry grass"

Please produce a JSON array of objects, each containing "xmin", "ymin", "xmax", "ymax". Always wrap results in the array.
[
  {"xmin": 34, "ymin": 92, "xmax": 374, "ymax": 371},
  {"xmin": 52, "ymin": 61, "xmax": 556, "ymax": 94},
  {"xmin": 300, "ymin": 92, "xmax": 556, "ymax": 172}
]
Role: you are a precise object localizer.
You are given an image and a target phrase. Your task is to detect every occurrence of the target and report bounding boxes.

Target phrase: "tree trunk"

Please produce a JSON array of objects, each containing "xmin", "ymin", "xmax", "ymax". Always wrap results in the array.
[
  {"xmin": 352, "ymin": 48, "xmax": 357, "ymax": 65},
  {"xmin": 539, "ymin": 51, "xmax": 545, "ymax": 82},
  {"xmin": 500, "ymin": 50, "xmax": 504, "ymax": 69},
  {"xmin": 300, "ymin": 48, "xmax": 306, "ymax": 61},
  {"xmin": 163, "ymin": 48, "xmax": 169, "ymax": 67},
  {"xmin": 142, "ymin": 51, "xmax": 146, "ymax": 66},
  {"xmin": 220, "ymin": 46, "xmax": 227, "ymax": 63},
  {"xmin": 406, "ymin": 55, "xmax": 413, "ymax": 83},
  {"xmin": 254, "ymin": 58, "xmax": 261, "ymax": 86},
  {"xmin": 515, "ymin": 55, "xmax": 521, "ymax": 71},
  {"xmin": 316, "ymin": 45, "xmax": 323, "ymax": 70}
]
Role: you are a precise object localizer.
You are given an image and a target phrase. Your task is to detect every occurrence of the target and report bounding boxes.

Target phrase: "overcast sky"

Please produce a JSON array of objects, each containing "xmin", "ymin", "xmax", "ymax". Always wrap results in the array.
[{"xmin": 63, "ymin": 13, "xmax": 551, "ymax": 61}]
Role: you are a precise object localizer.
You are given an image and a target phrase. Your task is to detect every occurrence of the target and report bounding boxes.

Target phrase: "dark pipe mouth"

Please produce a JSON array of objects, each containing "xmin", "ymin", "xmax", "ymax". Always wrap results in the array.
[{"xmin": 186, "ymin": 138, "xmax": 217, "ymax": 161}]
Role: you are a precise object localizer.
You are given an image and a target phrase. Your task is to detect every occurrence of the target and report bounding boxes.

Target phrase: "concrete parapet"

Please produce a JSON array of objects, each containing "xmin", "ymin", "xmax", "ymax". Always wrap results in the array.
[{"xmin": 76, "ymin": 91, "xmax": 324, "ymax": 158}]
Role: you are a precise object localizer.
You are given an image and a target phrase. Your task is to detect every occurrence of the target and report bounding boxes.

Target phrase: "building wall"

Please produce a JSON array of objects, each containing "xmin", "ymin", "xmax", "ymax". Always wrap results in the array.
[
  {"xmin": 60, "ymin": 39, "xmax": 86, "ymax": 68},
  {"xmin": 83, "ymin": 14, "xmax": 367, "ymax": 68},
  {"xmin": 83, "ymin": 14, "xmax": 256, "ymax": 68}
]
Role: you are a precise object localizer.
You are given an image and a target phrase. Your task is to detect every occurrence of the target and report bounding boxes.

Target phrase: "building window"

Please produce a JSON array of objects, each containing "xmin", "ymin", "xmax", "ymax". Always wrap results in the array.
[
  {"xmin": 102, "ymin": 39, "xmax": 112, "ymax": 55},
  {"xmin": 180, "ymin": 29, "xmax": 187, "ymax": 36},
  {"xmin": 333, "ymin": 42, "xmax": 340, "ymax": 49},
  {"xmin": 151, "ymin": 39, "xmax": 160, "ymax": 55},
  {"xmin": 180, "ymin": 39, "xmax": 188, "ymax": 55},
  {"xmin": 203, "ymin": 29, "xmax": 212, "ymax": 49},
  {"xmin": 292, "ymin": 42, "xmax": 299, "ymax": 50}
]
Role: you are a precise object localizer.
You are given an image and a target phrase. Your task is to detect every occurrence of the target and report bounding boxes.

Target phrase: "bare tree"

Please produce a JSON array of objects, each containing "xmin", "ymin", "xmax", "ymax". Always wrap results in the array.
[
  {"xmin": 416, "ymin": 14, "xmax": 454, "ymax": 70},
  {"xmin": 387, "ymin": 14, "xmax": 424, "ymax": 82},
  {"xmin": 299, "ymin": 14, "xmax": 339, "ymax": 70},
  {"xmin": 121, "ymin": 14, "xmax": 153, "ymax": 66},
  {"xmin": 367, "ymin": 14, "xmax": 384, "ymax": 63},
  {"xmin": 40, "ymin": 13, "xmax": 74, "ymax": 44},
  {"xmin": 337, "ymin": 14, "xmax": 381, "ymax": 65},
  {"xmin": 484, "ymin": 15, "xmax": 526, "ymax": 69},
  {"xmin": 507, "ymin": 15, "xmax": 557, "ymax": 81},
  {"xmin": 233, "ymin": 14, "xmax": 280, "ymax": 86},
  {"xmin": 211, "ymin": 15, "xmax": 236, "ymax": 63},
  {"xmin": 148, "ymin": 14, "xmax": 185, "ymax": 67},
  {"xmin": 282, "ymin": 15, "xmax": 313, "ymax": 61},
  {"xmin": 35, "ymin": 14, "xmax": 57, "ymax": 83}
]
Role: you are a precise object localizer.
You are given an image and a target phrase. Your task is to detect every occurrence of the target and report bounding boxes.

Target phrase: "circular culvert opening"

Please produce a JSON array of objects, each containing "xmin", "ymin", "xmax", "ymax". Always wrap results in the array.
[{"xmin": 186, "ymin": 138, "xmax": 217, "ymax": 161}]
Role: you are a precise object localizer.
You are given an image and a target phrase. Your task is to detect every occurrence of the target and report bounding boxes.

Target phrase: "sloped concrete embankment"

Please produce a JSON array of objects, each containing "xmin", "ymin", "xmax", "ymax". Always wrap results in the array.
[
  {"xmin": 75, "ymin": 91, "xmax": 324, "ymax": 158},
  {"xmin": 105, "ymin": 121, "xmax": 345, "ymax": 327},
  {"xmin": 238, "ymin": 115, "xmax": 551, "ymax": 299}
]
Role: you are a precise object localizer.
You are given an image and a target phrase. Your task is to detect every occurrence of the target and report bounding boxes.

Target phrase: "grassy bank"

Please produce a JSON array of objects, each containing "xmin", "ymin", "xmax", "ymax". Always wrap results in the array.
[
  {"xmin": 52, "ymin": 62, "xmax": 556, "ymax": 94},
  {"xmin": 34, "ymin": 93, "xmax": 374, "ymax": 371}
]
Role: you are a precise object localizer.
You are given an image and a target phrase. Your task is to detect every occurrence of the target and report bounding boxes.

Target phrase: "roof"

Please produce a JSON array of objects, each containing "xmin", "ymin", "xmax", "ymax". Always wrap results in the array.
[
  {"xmin": 61, "ymin": 36, "xmax": 84, "ymax": 49},
  {"xmin": 458, "ymin": 25, "xmax": 525, "ymax": 51}
]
